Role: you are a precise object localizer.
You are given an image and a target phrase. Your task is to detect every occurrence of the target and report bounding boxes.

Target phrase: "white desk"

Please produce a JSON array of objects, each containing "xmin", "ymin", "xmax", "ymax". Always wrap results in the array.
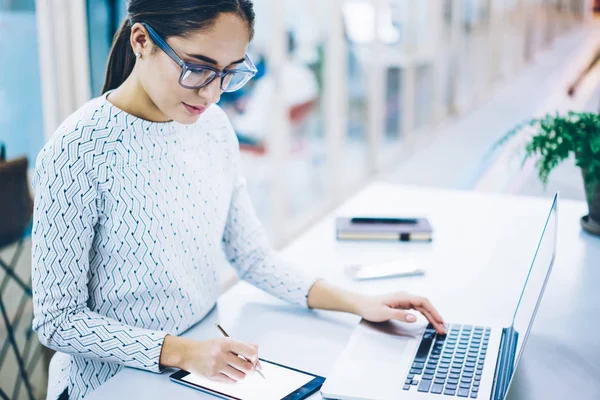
[{"xmin": 87, "ymin": 183, "xmax": 600, "ymax": 400}]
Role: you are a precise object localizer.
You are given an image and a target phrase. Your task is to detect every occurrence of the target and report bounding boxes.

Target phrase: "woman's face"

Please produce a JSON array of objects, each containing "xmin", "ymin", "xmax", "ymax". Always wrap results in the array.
[{"xmin": 132, "ymin": 13, "xmax": 251, "ymax": 124}]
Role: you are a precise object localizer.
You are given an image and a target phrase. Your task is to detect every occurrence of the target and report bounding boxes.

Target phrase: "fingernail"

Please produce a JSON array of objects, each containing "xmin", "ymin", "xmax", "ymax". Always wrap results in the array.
[
  {"xmin": 256, "ymin": 362, "xmax": 263, "ymax": 371},
  {"xmin": 406, "ymin": 314, "xmax": 416, "ymax": 322}
]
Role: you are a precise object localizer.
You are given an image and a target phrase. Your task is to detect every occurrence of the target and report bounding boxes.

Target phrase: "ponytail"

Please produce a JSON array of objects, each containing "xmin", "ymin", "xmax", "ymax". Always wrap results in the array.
[{"xmin": 102, "ymin": 19, "xmax": 136, "ymax": 94}]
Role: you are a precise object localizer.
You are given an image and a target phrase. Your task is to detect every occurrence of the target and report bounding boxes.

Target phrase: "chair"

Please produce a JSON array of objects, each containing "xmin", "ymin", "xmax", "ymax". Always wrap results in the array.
[{"xmin": 0, "ymin": 143, "xmax": 38, "ymax": 400}]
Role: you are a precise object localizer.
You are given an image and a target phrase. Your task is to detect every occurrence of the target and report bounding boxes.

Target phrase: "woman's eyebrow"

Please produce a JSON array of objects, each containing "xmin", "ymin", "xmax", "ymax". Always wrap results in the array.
[{"xmin": 186, "ymin": 53, "xmax": 245, "ymax": 67}]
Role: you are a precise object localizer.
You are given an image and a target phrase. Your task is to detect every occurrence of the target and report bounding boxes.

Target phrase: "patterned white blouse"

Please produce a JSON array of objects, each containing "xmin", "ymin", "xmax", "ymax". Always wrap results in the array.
[{"xmin": 31, "ymin": 93, "xmax": 316, "ymax": 400}]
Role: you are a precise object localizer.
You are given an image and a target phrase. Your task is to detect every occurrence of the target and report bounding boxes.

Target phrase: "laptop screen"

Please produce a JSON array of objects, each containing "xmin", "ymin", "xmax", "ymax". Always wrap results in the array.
[{"xmin": 506, "ymin": 193, "xmax": 558, "ymax": 390}]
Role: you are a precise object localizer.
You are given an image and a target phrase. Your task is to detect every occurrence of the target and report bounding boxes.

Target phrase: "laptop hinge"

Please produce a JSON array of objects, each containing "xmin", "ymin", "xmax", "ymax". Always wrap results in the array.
[{"xmin": 490, "ymin": 326, "xmax": 518, "ymax": 400}]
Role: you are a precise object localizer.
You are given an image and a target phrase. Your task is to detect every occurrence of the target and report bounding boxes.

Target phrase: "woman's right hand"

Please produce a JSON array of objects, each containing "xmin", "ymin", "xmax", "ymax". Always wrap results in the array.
[{"xmin": 161, "ymin": 335, "xmax": 260, "ymax": 383}]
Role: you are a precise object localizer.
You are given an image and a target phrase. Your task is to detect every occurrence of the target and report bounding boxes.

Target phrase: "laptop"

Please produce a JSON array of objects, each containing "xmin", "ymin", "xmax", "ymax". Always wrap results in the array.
[{"xmin": 321, "ymin": 193, "xmax": 559, "ymax": 400}]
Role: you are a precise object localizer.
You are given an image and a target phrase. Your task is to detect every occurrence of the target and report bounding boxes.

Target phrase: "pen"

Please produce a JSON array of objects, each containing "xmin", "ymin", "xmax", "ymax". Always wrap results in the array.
[{"xmin": 216, "ymin": 324, "xmax": 266, "ymax": 380}]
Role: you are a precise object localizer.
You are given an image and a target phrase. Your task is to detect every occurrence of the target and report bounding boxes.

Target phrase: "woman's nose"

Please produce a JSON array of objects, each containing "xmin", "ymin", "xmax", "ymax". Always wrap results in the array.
[{"xmin": 200, "ymin": 78, "xmax": 222, "ymax": 105}]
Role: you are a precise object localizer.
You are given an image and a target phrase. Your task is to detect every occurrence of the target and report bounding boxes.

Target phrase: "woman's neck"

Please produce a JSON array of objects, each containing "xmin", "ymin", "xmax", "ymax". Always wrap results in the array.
[{"xmin": 107, "ymin": 71, "xmax": 171, "ymax": 123}]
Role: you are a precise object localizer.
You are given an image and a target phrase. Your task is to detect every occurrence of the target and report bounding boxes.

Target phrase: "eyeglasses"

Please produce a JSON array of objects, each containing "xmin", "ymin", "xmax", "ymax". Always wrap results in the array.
[{"xmin": 141, "ymin": 22, "xmax": 257, "ymax": 92}]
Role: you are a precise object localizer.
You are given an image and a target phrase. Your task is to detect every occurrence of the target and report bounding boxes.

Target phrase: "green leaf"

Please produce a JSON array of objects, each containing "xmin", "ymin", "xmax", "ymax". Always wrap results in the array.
[{"xmin": 591, "ymin": 135, "xmax": 600, "ymax": 154}]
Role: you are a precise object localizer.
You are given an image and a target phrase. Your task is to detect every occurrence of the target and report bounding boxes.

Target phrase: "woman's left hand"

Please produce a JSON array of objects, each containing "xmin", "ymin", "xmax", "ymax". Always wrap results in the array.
[{"xmin": 355, "ymin": 292, "xmax": 446, "ymax": 334}]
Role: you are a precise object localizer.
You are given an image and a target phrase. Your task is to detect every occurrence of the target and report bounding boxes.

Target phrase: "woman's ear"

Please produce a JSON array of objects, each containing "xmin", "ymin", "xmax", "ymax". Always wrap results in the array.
[{"xmin": 130, "ymin": 23, "xmax": 151, "ymax": 57}]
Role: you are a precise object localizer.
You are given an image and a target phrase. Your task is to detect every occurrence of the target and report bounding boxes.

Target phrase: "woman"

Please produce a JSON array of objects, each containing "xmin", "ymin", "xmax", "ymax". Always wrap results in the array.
[{"xmin": 31, "ymin": 1, "xmax": 445, "ymax": 399}]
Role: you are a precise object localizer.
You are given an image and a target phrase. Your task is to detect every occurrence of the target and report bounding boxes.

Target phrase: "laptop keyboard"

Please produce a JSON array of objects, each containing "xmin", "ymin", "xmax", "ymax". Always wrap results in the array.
[{"xmin": 403, "ymin": 324, "xmax": 491, "ymax": 398}]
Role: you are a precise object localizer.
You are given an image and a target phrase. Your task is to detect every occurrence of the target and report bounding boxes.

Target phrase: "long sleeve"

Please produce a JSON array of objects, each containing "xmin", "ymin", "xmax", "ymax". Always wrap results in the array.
[
  {"xmin": 221, "ymin": 148, "xmax": 317, "ymax": 307},
  {"xmin": 31, "ymin": 137, "xmax": 166, "ymax": 373}
]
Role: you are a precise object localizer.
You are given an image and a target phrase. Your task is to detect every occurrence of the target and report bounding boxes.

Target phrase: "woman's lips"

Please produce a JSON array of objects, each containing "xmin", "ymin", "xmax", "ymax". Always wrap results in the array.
[{"xmin": 183, "ymin": 102, "xmax": 207, "ymax": 115}]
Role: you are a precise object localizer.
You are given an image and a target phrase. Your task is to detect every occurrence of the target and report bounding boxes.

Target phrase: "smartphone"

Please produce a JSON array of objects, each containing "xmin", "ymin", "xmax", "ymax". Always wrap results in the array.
[{"xmin": 345, "ymin": 259, "xmax": 425, "ymax": 281}]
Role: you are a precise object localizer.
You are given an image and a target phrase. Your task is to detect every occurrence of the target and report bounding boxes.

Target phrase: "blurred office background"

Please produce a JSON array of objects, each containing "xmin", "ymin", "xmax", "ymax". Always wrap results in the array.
[{"xmin": 1, "ymin": 0, "xmax": 599, "ymax": 398}]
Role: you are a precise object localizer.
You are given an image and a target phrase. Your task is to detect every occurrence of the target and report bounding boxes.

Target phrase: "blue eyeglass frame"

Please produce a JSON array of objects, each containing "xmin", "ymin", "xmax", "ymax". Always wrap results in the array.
[{"xmin": 140, "ymin": 22, "xmax": 257, "ymax": 92}]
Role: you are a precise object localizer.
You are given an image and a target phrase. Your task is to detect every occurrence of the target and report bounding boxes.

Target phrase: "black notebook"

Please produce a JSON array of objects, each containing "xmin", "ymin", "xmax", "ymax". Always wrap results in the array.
[{"xmin": 336, "ymin": 217, "xmax": 433, "ymax": 242}]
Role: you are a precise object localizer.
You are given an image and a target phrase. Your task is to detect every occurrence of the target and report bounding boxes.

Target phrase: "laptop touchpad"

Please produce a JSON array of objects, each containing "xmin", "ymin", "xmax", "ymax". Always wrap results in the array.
[
  {"xmin": 350, "ymin": 325, "xmax": 410, "ymax": 362},
  {"xmin": 349, "ymin": 320, "xmax": 422, "ymax": 363}
]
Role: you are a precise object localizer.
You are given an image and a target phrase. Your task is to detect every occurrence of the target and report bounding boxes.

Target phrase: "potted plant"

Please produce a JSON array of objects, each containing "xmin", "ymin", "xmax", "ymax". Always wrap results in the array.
[{"xmin": 496, "ymin": 111, "xmax": 600, "ymax": 236}]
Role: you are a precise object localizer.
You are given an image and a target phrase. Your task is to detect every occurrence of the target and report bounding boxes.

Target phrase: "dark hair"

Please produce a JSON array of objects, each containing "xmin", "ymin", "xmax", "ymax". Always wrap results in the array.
[{"xmin": 102, "ymin": 0, "xmax": 255, "ymax": 94}]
